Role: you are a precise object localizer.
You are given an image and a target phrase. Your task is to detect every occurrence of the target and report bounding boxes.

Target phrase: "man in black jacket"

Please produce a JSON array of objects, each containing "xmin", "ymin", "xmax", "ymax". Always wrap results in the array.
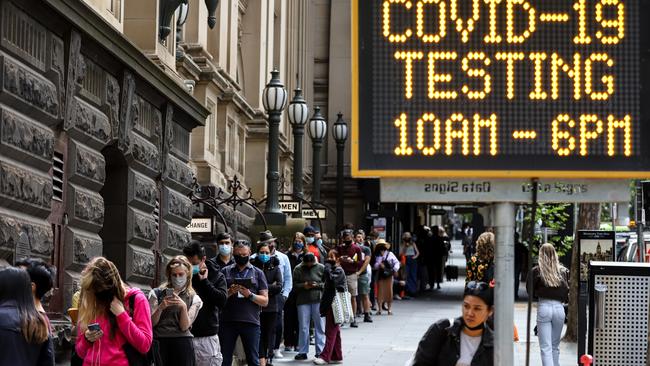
[{"xmin": 184, "ymin": 240, "xmax": 229, "ymax": 366}]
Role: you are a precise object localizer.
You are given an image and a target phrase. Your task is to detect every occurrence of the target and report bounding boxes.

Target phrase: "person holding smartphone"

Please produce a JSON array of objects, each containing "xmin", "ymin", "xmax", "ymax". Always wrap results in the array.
[
  {"xmin": 219, "ymin": 241, "xmax": 269, "ymax": 366},
  {"xmin": 292, "ymin": 252, "xmax": 325, "ymax": 361},
  {"xmin": 150, "ymin": 256, "xmax": 203, "ymax": 366}
]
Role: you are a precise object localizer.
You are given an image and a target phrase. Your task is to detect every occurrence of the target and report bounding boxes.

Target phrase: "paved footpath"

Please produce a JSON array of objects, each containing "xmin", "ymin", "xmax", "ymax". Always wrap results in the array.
[{"xmin": 273, "ymin": 241, "xmax": 578, "ymax": 366}]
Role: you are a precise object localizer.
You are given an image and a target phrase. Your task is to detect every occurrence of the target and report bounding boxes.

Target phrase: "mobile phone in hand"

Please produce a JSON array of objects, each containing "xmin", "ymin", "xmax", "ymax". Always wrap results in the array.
[
  {"xmin": 88, "ymin": 323, "xmax": 101, "ymax": 332},
  {"xmin": 165, "ymin": 288, "xmax": 174, "ymax": 298}
]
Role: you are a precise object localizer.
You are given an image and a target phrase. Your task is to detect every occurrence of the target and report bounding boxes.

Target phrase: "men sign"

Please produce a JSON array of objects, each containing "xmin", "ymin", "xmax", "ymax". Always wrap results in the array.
[{"xmin": 352, "ymin": 0, "xmax": 650, "ymax": 178}]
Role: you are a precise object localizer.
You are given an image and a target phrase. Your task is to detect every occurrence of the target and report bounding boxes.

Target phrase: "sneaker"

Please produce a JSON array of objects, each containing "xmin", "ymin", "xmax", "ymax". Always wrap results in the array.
[
  {"xmin": 313, "ymin": 358, "xmax": 327, "ymax": 365},
  {"xmin": 274, "ymin": 349, "xmax": 284, "ymax": 359},
  {"xmin": 350, "ymin": 321, "xmax": 359, "ymax": 328},
  {"xmin": 295, "ymin": 353, "xmax": 308, "ymax": 360},
  {"xmin": 363, "ymin": 313, "xmax": 373, "ymax": 323}
]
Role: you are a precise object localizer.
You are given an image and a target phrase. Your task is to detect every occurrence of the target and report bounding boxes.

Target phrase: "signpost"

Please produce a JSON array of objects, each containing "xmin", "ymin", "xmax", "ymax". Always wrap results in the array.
[
  {"xmin": 187, "ymin": 218, "xmax": 213, "ymax": 233},
  {"xmin": 279, "ymin": 201, "xmax": 301, "ymax": 213},
  {"xmin": 301, "ymin": 208, "xmax": 327, "ymax": 220},
  {"xmin": 352, "ymin": 0, "xmax": 650, "ymax": 178}
]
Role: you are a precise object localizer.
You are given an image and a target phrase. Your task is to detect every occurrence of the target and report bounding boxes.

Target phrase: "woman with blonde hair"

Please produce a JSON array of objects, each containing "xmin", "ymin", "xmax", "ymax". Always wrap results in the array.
[
  {"xmin": 150, "ymin": 255, "xmax": 203, "ymax": 366},
  {"xmin": 466, "ymin": 232, "xmax": 495, "ymax": 284},
  {"xmin": 75, "ymin": 257, "xmax": 153, "ymax": 366},
  {"xmin": 531, "ymin": 243, "xmax": 569, "ymax": 366}
]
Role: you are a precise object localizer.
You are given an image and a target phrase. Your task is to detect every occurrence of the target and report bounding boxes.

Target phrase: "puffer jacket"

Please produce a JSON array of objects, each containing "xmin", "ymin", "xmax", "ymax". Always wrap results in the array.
[{"xmin": 413, "ymin": 317, "xmax": 493, "ymax": 366}]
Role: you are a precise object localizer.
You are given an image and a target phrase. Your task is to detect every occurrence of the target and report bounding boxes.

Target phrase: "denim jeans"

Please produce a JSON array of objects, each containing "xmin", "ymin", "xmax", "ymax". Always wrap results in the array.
[
  {"xmin": 297, "ymin": 303, "xmax": 325, "ymax": 355},
  {"xmin": 537, "ymin": 299, "xmax": 565, "ymax": 366},
  {"xmin": 219, "ymin": 322, "xmax": 261, "ymax": 366}
]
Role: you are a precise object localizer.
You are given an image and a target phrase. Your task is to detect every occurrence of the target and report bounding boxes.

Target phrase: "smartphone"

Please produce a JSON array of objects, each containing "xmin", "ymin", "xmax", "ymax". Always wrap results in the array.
[
  {"xmin": 88, "ymin": 323, "xmax": 101, "ymax": 332},
  {"xmin": 234, "ymin": 278, "xmax": 253, "ymax": 289},
  {"xmin": 165, "ymin": 288, "xmax": 174, "ymax": 298}
]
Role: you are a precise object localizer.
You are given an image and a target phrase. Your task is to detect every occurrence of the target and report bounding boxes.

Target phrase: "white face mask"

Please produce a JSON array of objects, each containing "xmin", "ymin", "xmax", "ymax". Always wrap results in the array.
[{"xmin": 172, "ymin": 276, "xmax": 187, "ymax": 289}]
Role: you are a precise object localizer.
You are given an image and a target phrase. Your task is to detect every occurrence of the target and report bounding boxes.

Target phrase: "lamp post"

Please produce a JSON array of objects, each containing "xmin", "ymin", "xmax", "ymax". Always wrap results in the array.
[
  {"xmin": 332, "ymin": 113, "xmax": 348, "ymax": 231},
  {"xmin": 308, "ymin": 106, "xmax": 327, "ymax": 205},
  {"xmin": 288, "ymin": 89, "xmax": 309, "ymax": 199},
  {"xmin": 262, "ymin": 70, "xmax": 288, "ymax": 222}
]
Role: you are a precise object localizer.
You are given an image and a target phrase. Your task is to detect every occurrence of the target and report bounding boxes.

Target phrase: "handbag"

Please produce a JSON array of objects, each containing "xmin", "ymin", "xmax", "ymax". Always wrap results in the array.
[
  {"xmin": 332, "ymin": 291, "xmax": 354, "ymax": 325},
  {"xmin": 379, "ymin": 258, "xmax": 394, "ymax": 279},
  {"xmin": 122, "ymin": 295, "xmax": 153, "ymax": 366}
]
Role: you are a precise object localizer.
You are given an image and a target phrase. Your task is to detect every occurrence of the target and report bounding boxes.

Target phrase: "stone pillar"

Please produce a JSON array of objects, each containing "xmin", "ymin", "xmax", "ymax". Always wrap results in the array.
[{"xmin": 493, "ymin": 202, "xmax": 515, "ymax": 366}]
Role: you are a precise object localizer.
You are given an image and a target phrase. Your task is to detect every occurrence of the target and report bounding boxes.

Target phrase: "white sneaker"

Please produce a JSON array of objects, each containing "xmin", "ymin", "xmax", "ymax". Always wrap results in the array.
[
  {"xmin": 273, "ymin": 349, "xmax": 284, "ymax": 359},
  {"xmin": 313, "ymin": 358, "xmax": 327, "ymax": 365}
]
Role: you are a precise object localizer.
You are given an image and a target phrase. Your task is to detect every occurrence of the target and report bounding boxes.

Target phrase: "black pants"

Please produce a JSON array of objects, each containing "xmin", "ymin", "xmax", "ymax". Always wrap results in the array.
[
  {"xmin": 274, "ymin": 297, "xmax": 286, "ymax": 350},
  {"xmin": 219, "ymin": 322, "xmax": 260, "ymax": 366},
  {"xmin": 260, "ymin": 312, "xmax": 278, "ymax": 359},
  {"xmin": 155, "ymin": 337, "xmax": 196, "ymax": 366},
  {"xmin": 428, "ymin": 256, "xmax": 444, "ymax": 286},
  {"xmin": 283, "ymin": 295, "xmax": 299, "ymax": 348}
]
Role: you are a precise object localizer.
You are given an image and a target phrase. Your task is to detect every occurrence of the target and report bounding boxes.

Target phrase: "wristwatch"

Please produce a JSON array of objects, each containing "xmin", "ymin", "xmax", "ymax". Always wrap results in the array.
[{"xmin": 248, "ymin": 293, "xmax": 255, "ymax": 302}]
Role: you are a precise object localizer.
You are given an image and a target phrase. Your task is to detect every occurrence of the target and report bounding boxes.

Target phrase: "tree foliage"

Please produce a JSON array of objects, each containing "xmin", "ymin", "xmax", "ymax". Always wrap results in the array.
[{"xmin": 522, "ymin": 203, "xmax": 572, "ymax": 257}]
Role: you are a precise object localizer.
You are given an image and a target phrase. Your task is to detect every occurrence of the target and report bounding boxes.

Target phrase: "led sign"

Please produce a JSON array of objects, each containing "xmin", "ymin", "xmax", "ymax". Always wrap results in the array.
[{"xmin": 352, "ymin": 0, "xmax": 650, "ymax": 178}]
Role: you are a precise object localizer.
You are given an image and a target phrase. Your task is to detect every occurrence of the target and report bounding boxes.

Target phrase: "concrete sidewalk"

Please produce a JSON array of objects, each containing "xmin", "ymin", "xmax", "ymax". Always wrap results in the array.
[{"xmin": 273, "ymin": 240, "xmax": 578, "ymax": 365}]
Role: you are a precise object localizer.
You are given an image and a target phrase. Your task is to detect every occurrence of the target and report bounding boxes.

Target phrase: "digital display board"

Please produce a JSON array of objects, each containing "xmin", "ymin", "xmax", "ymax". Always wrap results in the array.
[{"xmin": 352, "ymin": 0, "xmax": 650, "ymax": 178}]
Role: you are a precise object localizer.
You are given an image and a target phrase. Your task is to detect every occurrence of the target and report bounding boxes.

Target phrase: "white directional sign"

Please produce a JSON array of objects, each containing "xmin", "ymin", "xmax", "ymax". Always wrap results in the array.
[
  {"xmin": 279, "ymin": 201, "xmax": 301, "ymax": 213},
  {"xmin": 302, "ymin": 208, "xmax": 327, "ymax": 219},
  {"xmin": 187, "ymin": 218, "xmax": 212, "ymax": 233},
  {"xmin": 381, "ymin": 179, "xmax": 631, "ymax": 203}
]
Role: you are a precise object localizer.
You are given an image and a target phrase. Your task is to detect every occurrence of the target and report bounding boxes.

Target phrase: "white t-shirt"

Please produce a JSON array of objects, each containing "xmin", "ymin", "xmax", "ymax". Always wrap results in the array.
[{"xmin": 456, "ymin": 332, "xmax": 481, "ymax": 366}]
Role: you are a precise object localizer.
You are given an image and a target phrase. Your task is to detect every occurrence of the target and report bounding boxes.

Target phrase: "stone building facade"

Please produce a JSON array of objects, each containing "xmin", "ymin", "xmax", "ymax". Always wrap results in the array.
[{"xmin": 0, "ymin": 0, "xmax": 207, "ymax": 331}]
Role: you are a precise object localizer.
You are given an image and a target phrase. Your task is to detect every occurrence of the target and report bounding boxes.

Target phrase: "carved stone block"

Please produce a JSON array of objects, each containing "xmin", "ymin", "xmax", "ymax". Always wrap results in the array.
[
  {"xmin": 0, "ymin": 159, "xmax": 52, "ymax": 217},
  {"xmin": 162, "ymin": 187, "xmax": 192, "ymax": 226},
  {"xmin": 49, "ymin": 34, "xmax": 65, "ymax": 113},
  {"xmin": 127, "ymin": 208, "xmax": 156, "ymax": 248},
  {"xmin": 0, "ymin": 213, "xmax": 53, "ymax": 258},
  {"xmin": 67, "ymin": 184, "xmax": 104, "ymax": 231},
  {"xmin": 127, "ymin": 169, "xmax": 157, "ymax": 212},
  {"xmin": 68, "ymin": 141, "xmax": 105, "ymax": 190},
  {"xmin": 105, "ymin": 74, "xmax": 120, "ymax": 140},
  {"xmin": 126, "ymin": 245, "xmax": 155, "ymax": 282},
  {"xmin": 0, "ymin": 55, "xmax": 59, "ymax": 121},
  {"xmin": 163, "ymin": 155, "xmax": 193, "ymax": 194},
  {"xmin": 130, "ymin": 133, "xmax": 161, "ymax": 177},
  {"xmin": 65, "ymin": 97, "xmax": 111, "ymax": 150},
  {"xmin": 64, "ymin": 228, "xmax": 102, "ymax": 271},
  {"xmin": 0, "ymin": 107, "xmax": 54, "ymax": 170},
  {"xmin": 160, "ymin": 221, "xmax": 191, "ymax": 255}
]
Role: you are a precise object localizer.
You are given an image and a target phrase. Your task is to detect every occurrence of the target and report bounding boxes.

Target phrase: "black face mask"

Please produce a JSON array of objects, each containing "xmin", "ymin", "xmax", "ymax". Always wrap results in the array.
[
  {"xmin": 234, "ymin": 255, "xmax": 250, "ymax": 266},
  {"xmin": 343, "ymin": 240, "xmax": 353, "ymax": 246},
  {"xmin": 96, "ymin": 289, "xmax": 114, "ymax": 304}
]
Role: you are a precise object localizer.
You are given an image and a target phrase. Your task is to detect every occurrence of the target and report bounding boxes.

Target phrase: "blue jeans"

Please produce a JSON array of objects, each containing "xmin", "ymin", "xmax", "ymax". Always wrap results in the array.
[
  {"xmin": 405, "ymin": 256, "xmax": 418, "ymax": 295},
  {"xmin": 537, "ymin": 299, "xmax": 565, "ymax": 366},
  {"xmin": 219, "ymin": 322, "xmax": 261, "ymax": 366},
  {"xmin": 297, "ymin": 303, "xmax": 325, "ymax": 355}
]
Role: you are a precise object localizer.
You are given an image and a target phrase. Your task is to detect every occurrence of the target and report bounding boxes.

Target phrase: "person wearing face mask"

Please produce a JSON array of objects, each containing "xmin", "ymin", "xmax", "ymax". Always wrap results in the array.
[
  {"xmin": 334, "ymin": 230, "xmax": 364, "ymax": 328},
  {"xmin": 150, "ymin": 256, "xmax": 203, "ymax": 366},
  {"xmin": 292, "ymin": 252, "xmax": 325, "ymax": 361},
  {"xmin": 282, "ymin": 232, "xmax": 307, "ymax": 353},
  {"xmin": 182, "ymin": 241, "xmax": 228, "ymax": 366},
  {"xmin": 410, "ymin": 281, "xmax": 494, "ymax": 366},
  {"xmin": 214, "ymin": 233, "xmax": 235, "ymax": 269},
  {"xmin": 220, "ymin": 242, "xmax": 269, "ymax": 366},
  {"xmin": 303, "ymin": 226, "xmax": 327, "ymax": 264},
  {"xmin": 354, "ymin": 230, "xmax": 373, "ymax": 323},
  {"xmin": 373, "ymin": 239, "xmax": 400, "ymax": 315},
  {"xmin": 398, "ymin": 232, "xmax": 420, "ymax": 298},
  {"xmin": 252, "ymin": 240, "xmax": 283, "ymax": 366}
]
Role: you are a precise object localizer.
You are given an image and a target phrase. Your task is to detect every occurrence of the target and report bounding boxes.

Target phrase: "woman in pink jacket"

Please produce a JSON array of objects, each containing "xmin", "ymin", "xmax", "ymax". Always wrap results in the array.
[{"xmin": 75, "ymin": 257, "xmax": 153, "ymax": 366}]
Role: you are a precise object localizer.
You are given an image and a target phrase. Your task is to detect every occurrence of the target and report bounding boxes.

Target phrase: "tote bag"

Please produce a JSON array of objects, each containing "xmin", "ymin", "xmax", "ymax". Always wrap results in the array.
[{"xmin": 332, "ymin": 291, "xmax": 353, "ymax": 325}]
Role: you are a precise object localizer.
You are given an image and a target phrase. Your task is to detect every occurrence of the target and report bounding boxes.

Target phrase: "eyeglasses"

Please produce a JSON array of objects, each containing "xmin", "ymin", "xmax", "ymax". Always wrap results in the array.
[{"xmin": 465, "ymin": 281, "xmax": 489, "ymax": 292}]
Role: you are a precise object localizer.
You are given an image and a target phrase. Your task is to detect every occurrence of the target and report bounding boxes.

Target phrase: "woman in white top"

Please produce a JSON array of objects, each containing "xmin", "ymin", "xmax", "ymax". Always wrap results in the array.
[
  {"xmin": 149, "ymin": 256, "xmax": 203, "ymax": 366},
  {"xmin": 399, "ymin": 232, "xmax": 420, "ymax": 297},
  {"xmin": 411, "ymin": 281, "xmax": 494, "ymax": 366}
]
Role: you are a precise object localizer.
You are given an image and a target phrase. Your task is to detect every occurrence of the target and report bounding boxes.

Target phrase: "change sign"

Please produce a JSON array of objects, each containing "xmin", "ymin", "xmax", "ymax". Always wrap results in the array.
[{"xmin": 352, "ymin": 0, "xmax": 650, "ymax": 178}]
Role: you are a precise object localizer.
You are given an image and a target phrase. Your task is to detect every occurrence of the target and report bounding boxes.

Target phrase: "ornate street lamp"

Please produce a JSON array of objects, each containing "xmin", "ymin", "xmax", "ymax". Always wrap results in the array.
[
  {"xmin": 262, "ymin": 70, "xmax": 288, "ymax": 222},
  {"xmin": 332, "ymin": 113, "xmax": 348, "ymax": 231},
  {"xmin": 308, "ymin": 106, "xmax": 327, "ymax": 204},
  {"xmin": 288, "ymin": 89, "xmax": 309, "ymax": 199}
]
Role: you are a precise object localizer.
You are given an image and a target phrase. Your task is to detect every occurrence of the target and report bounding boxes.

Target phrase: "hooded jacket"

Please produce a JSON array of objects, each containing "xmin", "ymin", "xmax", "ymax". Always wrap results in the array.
[
  {"xmin": 413, "ymin": 317, "xmax": 493, "ymax": 366},
  {"xmin": 75, "ymin": 288, "xmax": 153, "ymax": 366},
  {"xmin": 319, "ymin": 261, "xmax": 347, "ymax": 317},
  {"xmin": 0, "ymin": 301, "xmax": 54, "ymax": 366},
  {"xmin": 191, "ymin": 257, "xmax": 228, "ymax": 336}
]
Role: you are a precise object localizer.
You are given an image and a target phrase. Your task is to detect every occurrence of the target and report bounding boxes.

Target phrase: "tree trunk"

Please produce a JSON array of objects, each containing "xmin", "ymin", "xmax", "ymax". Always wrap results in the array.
[{"xmin": 564, "ymin": 203, "xmax": 601, "ymax": 341}]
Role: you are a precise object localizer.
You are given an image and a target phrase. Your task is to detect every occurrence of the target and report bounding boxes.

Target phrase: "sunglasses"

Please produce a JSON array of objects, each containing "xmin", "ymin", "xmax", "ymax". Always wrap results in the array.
[{"xmin": 465, "ymin": 281, "xmax": 489, "ymax": 292}]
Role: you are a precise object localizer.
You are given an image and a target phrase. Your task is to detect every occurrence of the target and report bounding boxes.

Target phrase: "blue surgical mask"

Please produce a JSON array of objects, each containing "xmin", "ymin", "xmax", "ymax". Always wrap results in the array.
[
  {"xmin": 306, "ymin": 237, "xmax": 315, "ymax": 244},
  {"xmin": 192, "ymin": 265, "xmax": 200, "ymax": 275},
  {"xmin": 316, "ymin": 239, "xmax": 323, "ymax": 246},
  {"xmin": 259, "ymin": 254, "xmax": 271, "ymax": 263},
  {"xmin": 219, "ymin": 244, "xmax": 232, "ymax": 256},
  {"xmin": 293, "ymin": 242, "xmax": 304, "ymax": 251}
]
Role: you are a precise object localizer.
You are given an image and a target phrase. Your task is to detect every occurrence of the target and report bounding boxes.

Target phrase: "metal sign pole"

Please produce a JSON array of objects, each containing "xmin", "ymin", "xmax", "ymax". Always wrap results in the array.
[
  {"xmin": 525, "ymin": 179, "xmax": 539, "ymax": 366},
  {"xmin": 494, "ymin": 202, "xmax": 516, "ymax": 366},
  {"xmin": 635, "ymin": 180, "xmax": 645, "ymax": 262}
]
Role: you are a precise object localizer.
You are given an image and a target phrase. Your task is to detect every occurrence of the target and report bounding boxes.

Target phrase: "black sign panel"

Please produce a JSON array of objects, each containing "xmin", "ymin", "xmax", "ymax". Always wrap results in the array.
[{"xmin": 352, "ymin": 0, "xmax": 650, "ymax": 178}]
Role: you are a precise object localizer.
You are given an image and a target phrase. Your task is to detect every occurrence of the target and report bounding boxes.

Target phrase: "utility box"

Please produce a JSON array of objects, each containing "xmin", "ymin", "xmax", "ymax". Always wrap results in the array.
[{"xmin": 588, "ymin": 261, "xmax": 650, "ymax": 365}]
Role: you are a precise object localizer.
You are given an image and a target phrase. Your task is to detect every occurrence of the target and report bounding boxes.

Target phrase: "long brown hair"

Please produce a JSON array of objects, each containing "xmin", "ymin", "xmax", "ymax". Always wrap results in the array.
[
  {"xmin": 78, "ymin": 257, "xmax": 126, "ymax": 337},
  {"xmin": 538, "ymin": 243, "xmax": 565, "ymax": 287},
  {"xmin": 0, "ymin": 267, "xmax": 49, "ymax": 344},
  {"xmin": 475, "ymin": 232, "xmax": 495, "ymax": 262}
]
